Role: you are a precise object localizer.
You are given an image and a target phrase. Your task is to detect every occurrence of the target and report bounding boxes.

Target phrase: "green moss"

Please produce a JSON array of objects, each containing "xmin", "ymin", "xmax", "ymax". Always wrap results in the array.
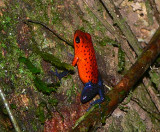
[
  {"xmin": 72, "ymin": 104, "xmax": 99, "ymax": 130},
  {"xmin": 36, "ymin": 103, "xmax": 45, "ymax": 124},
  {"xmin": 0, "ymin": 0, "xmax": 76, "ymax": 131},
  {"xmin": 100, "ymin": 95, "xmax": 111, "ymax": 124},
  {"xmin": 85, "ymin": 5, "xmax": 106, "ymax": 33},
  {"xmin": 10, "ymin": 104, "xmax": 17, "ymax": 109},
  {"xmin": 108, "ymin": 120, "xmax": 121, "ymax": 132},
  {"xmin": 119, "ymin": 90, "xmax": 126, "ymax": 96},
  {"xmin": 98, "ymin": 37, "xmax": 117, "ymax": 46},
  {"xmin": 2, "ymin": 107, "xmax": 8, "ymax": 115},
  {"xmin": 105, "ymin": 95, "xmax": 111, "ymax": 103},
  {"xmin": 0, "ymin": 2, "xmax": 28, "ymax": 90},
  {"xmin": 118, "ymin": 46, "xmax": 125, "ymax": 72},
  {"xmin": 34, "ymin": 76, "xmax": 59, "ymax": 94},
  {"xmin": 32, "ymin": 122, "xmax": 38, "ymax": 131},
  {"xmin": 48, "ymin": 98, "xmax": 58, "ymax": 106},
  {"xmin": 121, "ymin": 90, "xmax": 133, "ymax": 105},
  {"xmin": 121, "ymin": 110, "xmax": 146, "ymax": 132},
  {"xmin": 32, "ymin": 43, "xmax": 74, "ymax": 71},
  {"xmin": 18, "ymin": 56, "xmax": 59, "ymax": 94},
  {"xmin": 81, "ymin": 18, "xmax": 94, "ymax": 33},
  {"xmin": 66, "ymin": 84, "xmax": 76, "ymax": 102},
  {"xmin": 155, "ymin": 56, "xmax": 160, "ymax": 64},
  {"xmin": 145, "ymin": 0, "xmax": 153, "ymax": 26},
  {"xmin": 149, "ymin": 70, "xmax": 160, "ymax": 88},
  {"xmin": 51, "ymin": 6, "xmax": 61, "ymax": 24},
  {"xmin": 118, "ymin": 105, "xmax": 129, "ymax": 112},
  {"xmin": 18, "ymin": 57, "xmax": 41, "ymax": 74}
]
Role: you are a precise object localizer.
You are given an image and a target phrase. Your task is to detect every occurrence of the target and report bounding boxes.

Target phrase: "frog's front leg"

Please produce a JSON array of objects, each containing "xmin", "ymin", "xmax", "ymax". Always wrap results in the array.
[
  {"xmin": 55, "ymin": 69, "xmax": 69, "ymax": 81},
  {"xmin": 50, "ymin": 69, "xmax": 69, "ymax": 81},
  {"xmin": 72, "ymin": 56, "xmax": 79, "ymax": 66}
]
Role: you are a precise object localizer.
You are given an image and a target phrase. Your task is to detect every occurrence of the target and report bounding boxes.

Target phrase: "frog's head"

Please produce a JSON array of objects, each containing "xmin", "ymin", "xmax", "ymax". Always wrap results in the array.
[{"xmin": 73, "ymin": 30, "xmax": 92, "ymax": 53}]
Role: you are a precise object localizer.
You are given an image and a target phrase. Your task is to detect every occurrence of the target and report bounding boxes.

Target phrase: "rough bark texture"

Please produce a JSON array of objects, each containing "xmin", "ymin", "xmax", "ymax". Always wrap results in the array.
[{"xmin": 0, "ymin": 0, "xmax": 159, "ymax": 131}]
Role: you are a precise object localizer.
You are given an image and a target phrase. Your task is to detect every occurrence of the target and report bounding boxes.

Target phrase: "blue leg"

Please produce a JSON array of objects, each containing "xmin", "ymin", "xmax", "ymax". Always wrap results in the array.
[
  {"xmin": 81, "ymin": 81, "xmax": 98, "ymax": 104},
  {"xmin": 81, "ymin": 76, "xmax": 105, "ymax": 111},
  {"xmin": 89, "ymin": 88, "xmax": 105, "ymax": 106},
  {"xmin": 86, "ymin": 84, "xmax": 105, "ymax": 111},
  {"xmin": 54, "ymin": 52, "xmax": 73, "ymax": 80},
  {"xmin": 55, "ymin": 69, "xmax": 69, "ymax": 80},
  {"xmin": 90, "ymin": 76, "xmax": 105, "ymax": 106},
  {"xmin": 50, "ymin": 69, "xmax": 69, "ymax": 81},
  {"xmin": 68, "ymin": 53, "xmax": 74, "ymax": 58}
]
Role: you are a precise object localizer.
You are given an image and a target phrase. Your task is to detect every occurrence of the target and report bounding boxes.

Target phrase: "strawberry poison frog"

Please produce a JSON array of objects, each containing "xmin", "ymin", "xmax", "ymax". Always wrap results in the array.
[{"xmin": 72, "ymin": 30, "xmax": 105, "ymax": 106}]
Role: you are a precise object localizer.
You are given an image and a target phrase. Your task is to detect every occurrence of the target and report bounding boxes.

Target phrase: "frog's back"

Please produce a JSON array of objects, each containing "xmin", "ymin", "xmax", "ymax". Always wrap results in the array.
[{"xmin": 73, "ymin": 30, "xmax": 98, "ymax": 84}]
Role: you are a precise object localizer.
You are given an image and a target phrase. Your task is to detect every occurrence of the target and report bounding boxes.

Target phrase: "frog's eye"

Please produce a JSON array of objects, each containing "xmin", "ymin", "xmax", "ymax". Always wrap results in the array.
[{"xmin": 75, "ymin": 36, "xmax": 80, "ymax": 44}]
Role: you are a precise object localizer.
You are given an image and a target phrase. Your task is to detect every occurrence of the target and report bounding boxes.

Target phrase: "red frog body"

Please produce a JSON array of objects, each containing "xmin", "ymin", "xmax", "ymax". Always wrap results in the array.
[
  {"xmin": 72, "ymin": 30, "xmax": 105, "ymax": 106},
  {"xmin": 72, "ymin": 30, "xmax": 98, "ymax": 84}
]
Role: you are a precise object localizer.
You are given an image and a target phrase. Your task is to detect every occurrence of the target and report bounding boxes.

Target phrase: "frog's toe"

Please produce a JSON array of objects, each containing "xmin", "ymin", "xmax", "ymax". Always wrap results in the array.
[
  {"xmin": 86, "ymin": 99, "xmax": 104, "ymax": 111},
  {"xmin": 55, "ymin": 69, "xmax": 69, "ymax": 81},
  {"xmin": 90, "ymin": 98, "xmax": 105, "ymax": 106}
]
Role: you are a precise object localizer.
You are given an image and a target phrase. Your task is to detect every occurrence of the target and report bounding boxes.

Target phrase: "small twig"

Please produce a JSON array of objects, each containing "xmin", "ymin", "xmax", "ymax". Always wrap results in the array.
[
  {"xmin": 24, "ymin": 20, "xmax": 73, "ymax": 47},
  {"xmin": 143, "ymin": 77, "xmax": 160, "ymax": 113},
  {"xmin": 0, "ymin": 86, "xmax": 21, "ymax": 132},
  {"xmin": 99, "ymin": 0, "xmax": 142, "ymax": 56}
]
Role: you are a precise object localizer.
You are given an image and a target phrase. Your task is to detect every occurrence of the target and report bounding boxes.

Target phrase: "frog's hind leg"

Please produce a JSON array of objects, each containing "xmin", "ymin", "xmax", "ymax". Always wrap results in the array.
[
  {"xmin": 90, "ymin": 76, "xmax": 105, "ymax": 106},
  {"xmin": 89, "ymin": 87, "xmax": 105, "ymax": 106},
  {"xmin": 87, "ymin": 85, "xmax": 105, "ymax": 111},
  {"xmin": 81, "ymin": 81, "xmax": 98, "ymax": 104}
]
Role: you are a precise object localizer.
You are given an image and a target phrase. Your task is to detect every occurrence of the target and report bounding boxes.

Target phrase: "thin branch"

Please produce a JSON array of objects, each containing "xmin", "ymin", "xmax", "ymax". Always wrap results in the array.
[{"xmin": 0, "ymin": 86, "xmax": 21, "ymax": 132}]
